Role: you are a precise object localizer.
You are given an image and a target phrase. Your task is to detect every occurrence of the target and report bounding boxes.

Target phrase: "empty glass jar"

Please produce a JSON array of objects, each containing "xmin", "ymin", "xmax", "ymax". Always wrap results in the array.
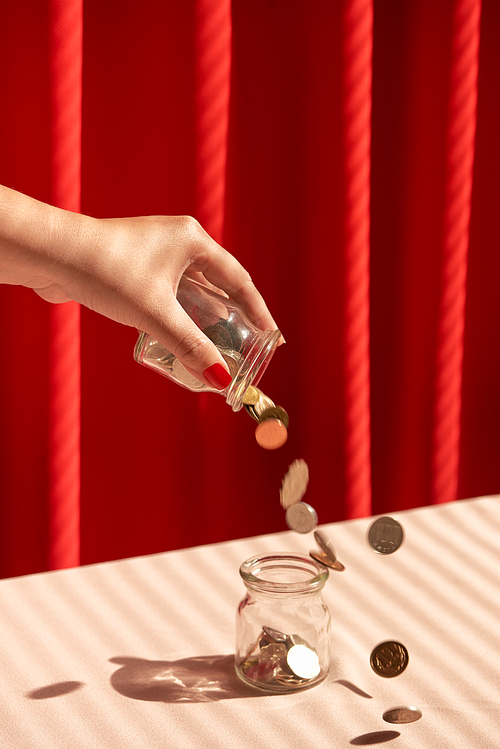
[
  {"xmin": 133, "ymin": 275, "xmax": 281, "ymax": 412},
  {"xmin": 235, "ymin": 553, "xmax": 331, "ymax": 693}
]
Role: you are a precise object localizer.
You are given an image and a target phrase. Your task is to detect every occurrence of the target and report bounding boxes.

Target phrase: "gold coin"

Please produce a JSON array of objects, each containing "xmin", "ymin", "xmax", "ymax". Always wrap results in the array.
[
  {"xmin": 253, "ymin": 392, "xmax": 276, "ymax": 417},
  {"xmin": 313, "ymin": 530, "xmax": 338, "ymax": 563},
  {"xmin": 370, "ymin": 641, "xmax": 409, "ymax": 678},
  {"xmin": 242, "ymin": 385, "xmax": 260, "ymax": 405},
  {"xmin": 258, "ymin": 406, "xmax": 290, "ymax": 429},
  {"xmin": 309, "ymin": 550, "xmax": 345, "ymax": 572}
]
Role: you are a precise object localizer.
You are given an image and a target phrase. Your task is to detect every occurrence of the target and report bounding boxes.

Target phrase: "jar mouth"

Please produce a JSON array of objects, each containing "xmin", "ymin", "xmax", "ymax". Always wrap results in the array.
[
  {"xmin": 225, "ymin": 328, "xmax": 281, "ymax": 412},
  {"xmin": 239, "ymin": 553, "xmax": 329, "ymax": 593}
]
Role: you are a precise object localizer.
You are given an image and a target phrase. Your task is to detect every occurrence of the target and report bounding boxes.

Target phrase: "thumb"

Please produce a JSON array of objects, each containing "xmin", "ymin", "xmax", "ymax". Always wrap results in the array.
[{"xmin": 153, "ymin": 308, "xmax": 233, "ymax": 391}]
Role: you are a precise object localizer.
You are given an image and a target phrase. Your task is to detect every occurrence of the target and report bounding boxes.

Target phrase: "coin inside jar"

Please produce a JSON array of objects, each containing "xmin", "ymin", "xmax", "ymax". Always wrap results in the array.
[
  {"xmin": 172, "ymin": 359, "xmax": 206, "ymax": 390},
  {"xmin": 286, "ymin": 644, "xmax": 321, "ymax": 679},
  {"xmin": 220, "ymin": 349, "xmax": 242, "ymax": 379}
]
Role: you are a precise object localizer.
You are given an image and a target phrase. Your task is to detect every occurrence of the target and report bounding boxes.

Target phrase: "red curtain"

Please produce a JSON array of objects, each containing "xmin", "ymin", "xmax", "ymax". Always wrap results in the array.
[{"xmin": 0, "ymin": 0, "xmax": 498, "ymax": 579}]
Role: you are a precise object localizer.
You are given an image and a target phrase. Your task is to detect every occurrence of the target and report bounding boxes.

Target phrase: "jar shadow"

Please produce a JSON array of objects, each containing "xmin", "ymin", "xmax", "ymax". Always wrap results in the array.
[{"xmin": 109, "ymin": 655, "xmax": 268, "ymax": 703}]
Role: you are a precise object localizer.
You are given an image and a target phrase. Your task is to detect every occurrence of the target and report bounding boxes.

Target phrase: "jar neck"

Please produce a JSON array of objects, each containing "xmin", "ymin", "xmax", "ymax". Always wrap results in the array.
[
  {"xmin": 239, "ymin": 553, "xmax": 329, "ymax": 595},
  {"xmin": 225, "ymin": 329, "xmax": 281, "ymax": 412}
]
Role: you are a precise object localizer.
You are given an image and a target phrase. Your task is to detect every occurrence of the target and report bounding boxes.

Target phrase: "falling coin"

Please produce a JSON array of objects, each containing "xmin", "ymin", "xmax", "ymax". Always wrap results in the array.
[
  {"xmin": 242, "ymin": 385, "xmax": 260, "ymax": 406},
  {"xmin": 383, "ymin": 707, "xmax": 422, "ymax": 724},
  {"xmin": 370, "ymin": 641, "xmax": 409, "ymax": 678},
  {"xmin": 259, "ymin": 406, "xmax": 290, "ymax": 429},
  {"xmin": 286, "ymin": 502, "xmax": 318, "ymax": 533},
  {"xmin": 253, "ymin": 391, "xmax": 277, "ymax": 417},
  {"xmin": 280, "ymin": 459, "xmax": 309, "ymax": 509},
  {"xmin": 313, "ymin": 530, "xmax": 337, "ymax": 562},
  {"xmin": 368, "ymin": 516, "xmax": 404, "ymax": 555},
  {"xmin": 309, "ymin": 550, "xmax": 345, "ymax": 572},
  {"xmin": 255, "ymin": 418, "xmax": 288, "ymax": 450}
]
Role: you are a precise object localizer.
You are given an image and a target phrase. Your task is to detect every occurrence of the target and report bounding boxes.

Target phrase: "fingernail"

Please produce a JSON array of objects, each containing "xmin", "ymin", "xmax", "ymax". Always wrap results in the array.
[{"xmin": 203, "ymin": 363, "xmax": 232, "ymax": 390}]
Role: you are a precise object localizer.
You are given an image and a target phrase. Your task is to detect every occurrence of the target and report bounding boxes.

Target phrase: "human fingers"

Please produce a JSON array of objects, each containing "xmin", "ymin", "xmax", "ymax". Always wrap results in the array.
[
  {"xmin": 145, "ymin": 297, "xmax": 233, "ymax": 391},
  {"xmin": 184, "ymin": 224, "xmax": 280, "ymax": 335}
]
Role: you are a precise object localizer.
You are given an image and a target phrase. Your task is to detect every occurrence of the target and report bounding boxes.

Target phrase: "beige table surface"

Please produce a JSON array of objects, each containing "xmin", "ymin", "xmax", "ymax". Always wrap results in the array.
[{"xmin": 0, "ymin": 495, "xmax": 499, "ymax": 748}]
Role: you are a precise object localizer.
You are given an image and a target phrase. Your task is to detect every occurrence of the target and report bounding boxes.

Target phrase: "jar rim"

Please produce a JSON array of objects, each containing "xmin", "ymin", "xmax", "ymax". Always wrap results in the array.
[{"xmin": 239, "ymin": 552, "xmax": 328, "ymax": 593}]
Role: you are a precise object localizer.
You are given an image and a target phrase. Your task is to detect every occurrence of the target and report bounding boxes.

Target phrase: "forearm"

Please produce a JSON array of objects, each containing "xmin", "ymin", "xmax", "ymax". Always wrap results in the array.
[{"xmin": 0, "ymin": 184, "xmax": 97, "ymax": 291}]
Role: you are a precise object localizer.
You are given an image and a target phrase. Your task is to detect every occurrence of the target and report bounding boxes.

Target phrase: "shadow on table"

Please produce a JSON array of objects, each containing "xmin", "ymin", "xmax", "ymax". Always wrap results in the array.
[
  {"xmin": 350, "ymin": 731, "xmax": 401, "ymax": 745},
  {"xmin": 109, "ymin": 654, "xmax": 266, "ymax": 703},
  {"xmin": 26, "ymin": 681, "xmax": 85, "ymax": 699}
]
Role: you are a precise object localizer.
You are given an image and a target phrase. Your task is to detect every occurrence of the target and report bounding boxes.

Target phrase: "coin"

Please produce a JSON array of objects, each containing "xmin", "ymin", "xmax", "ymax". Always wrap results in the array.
[
  {"xmin": 255, "ymin": 418, "xmax": 288, "ymax": 450},
  {"xmin": 220, "ymin": 349, "xmax": 242, "ymax": 378},
  {"xmin": 383, "ymin": 706, "xmax": 422, "ymax": 724},
  {"xmin": 368, "ymin": 516, "xmax": 404, "ymax": 554},
  {"xmin": 313, "ymin": 529, "xmax": 337, "ymax": 562},
  {"xmin": 203, "ymin": 320, "xmax": 234, "ymax": 349},
  {"xmin": 172, "ymin": 359, "xmax": 206, "ymax": 390},
  {"xmin": 280, "ymin": 459, "xmax": 309, "ymax": 509},
  {"xmin": 253, "ymin": 391, "xmax": 276, "ymax": 417},
  {"xmin": 286, "ymin": 644, "xmax": 320, "ymax": 679},
  {"xmin": 285, "ymin": 502, "xmax": 318, "ymax": 533},
  {"xmin": 242, "ymin": 385, "xmax": 260, "ymax": 406},
  {"xmin": 309, "ymin": 550, "xmax": 345, "ymax": 572},
  {"xmin": 370, "ymin": 641, "xmax": 409, "ymax": 678},
  {"xmin": 244, "ymin": 403, "xmax": 260, "ymax": 422},
  {"xmin": 259, "ymin": 406, "xmax": 290, "ymax": 429}
]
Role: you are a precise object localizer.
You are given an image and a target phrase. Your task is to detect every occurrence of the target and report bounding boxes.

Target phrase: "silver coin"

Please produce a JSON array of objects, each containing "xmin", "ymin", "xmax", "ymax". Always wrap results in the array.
[
  {"xmin": 280, "ymin": 459, "xmax": 309, "ymax": 509},
  {"xmin": 383, "ymin": 706, "xmax": 422, "ymax": 724},
  {"xmin": 172, "ymin": 358, "xmax": 206, "ymax": 390},
  {"xmin": 285, "ymin": 502, "xmax": 318, "ymax": 533},
  {"xmin": 286, "ymin": 643, "xmax": 320, "ymax": 679},
  {"xmin": 313, "ymin": 529, "xmax": 337, "ymax": 562},
  {"xmin": 220, "ymin": 348, "xmax": 242, "ymax": 378},
  {"xmin": 368, "ymin": 516, "xmax": 404, "ymax": 554}
]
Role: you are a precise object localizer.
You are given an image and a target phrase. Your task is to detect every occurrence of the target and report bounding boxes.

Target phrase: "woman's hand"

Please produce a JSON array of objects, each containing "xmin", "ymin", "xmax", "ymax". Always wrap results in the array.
[{"xmin": 0, "ymin": 185, "xmax": 280, "ymax": 389}]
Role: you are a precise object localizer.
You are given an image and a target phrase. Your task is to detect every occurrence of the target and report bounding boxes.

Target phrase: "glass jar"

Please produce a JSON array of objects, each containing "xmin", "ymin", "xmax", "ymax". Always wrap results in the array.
[
  {"xmin": 235, "ymin": 553, "xmax": 331, "ymax": 693},
  {"xmin": 133, "ymin": 275, "xmax": 281, "ymax": 412}
]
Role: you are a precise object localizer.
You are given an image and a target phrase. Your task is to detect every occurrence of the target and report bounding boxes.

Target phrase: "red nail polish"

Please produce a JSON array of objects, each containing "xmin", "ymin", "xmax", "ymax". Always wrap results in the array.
[{"xmin": 203, "ymin": 363, "xmax": 232, "ymax": 390}]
